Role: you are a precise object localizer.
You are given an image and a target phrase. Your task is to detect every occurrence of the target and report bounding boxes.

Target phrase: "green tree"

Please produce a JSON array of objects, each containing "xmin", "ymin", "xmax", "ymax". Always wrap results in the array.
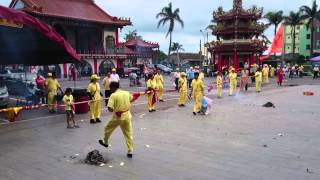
[
  {"xmin": 264, "ymin": 11, "xmax": 283, "ymax": 58},
  {"xmin": 157, "ymin": 51, "xmax": 168, "ymax": 62},
  {"xmin": 300, "ymin": 0, "xmax": 320, "ymax": 58},
  {"xmin": 284, "ymin": 11, "xmax": 304, "ymax": 58},
  {"xmin": 124, "ymin": 30, "xmax": 141, "ymax": 41},
  {"xmin": 156, "ymin": 2, "xmax": 184, "ymax": 61},
  {"xmin": 264, "ymin": 11, "xmax": 284, "ymax": 38},
  {"xmin": 171, "ymin": 42, "xmax": 184, "ymax": 67}
]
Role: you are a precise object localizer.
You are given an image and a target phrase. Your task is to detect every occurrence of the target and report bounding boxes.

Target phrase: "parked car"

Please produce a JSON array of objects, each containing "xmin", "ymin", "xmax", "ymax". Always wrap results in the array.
[
  {"xmin": 124, "ymin": 67, "xmax": 141, "ymax": 77},
  {"xmin": 4, "ymin": 74, "xmax": 39, "ymax": 104},
  {"xmin": 0, "ymin": 69, "xmax": 13, "ymax": 79},
  {"xmin": 156, "ymin": 64, "xmax": 172, "ymax": 75},
  {"xmin": 0, "ymin": 78, "xmax": 9, "ymax": 108}
]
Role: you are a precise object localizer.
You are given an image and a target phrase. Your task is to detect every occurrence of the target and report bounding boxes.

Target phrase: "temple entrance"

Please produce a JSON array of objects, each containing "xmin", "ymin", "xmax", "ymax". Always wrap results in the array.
[
  {"xmin": 99, "ymin": 60, "xmax": 115, "ymax": 76},
  {"xmin": 73, "ymin": 61, "xmax": 92, "ymax": 78},
  {"xmin": 43, "ymin": 65, "xmax": 61, "ymax": 78}
]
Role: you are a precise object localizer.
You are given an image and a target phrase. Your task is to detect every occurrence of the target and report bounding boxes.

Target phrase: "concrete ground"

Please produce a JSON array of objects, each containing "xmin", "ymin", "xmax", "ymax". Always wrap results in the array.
[{"xmin": 0, "ymin": 78, "xmax": 320, "ymax": 179}]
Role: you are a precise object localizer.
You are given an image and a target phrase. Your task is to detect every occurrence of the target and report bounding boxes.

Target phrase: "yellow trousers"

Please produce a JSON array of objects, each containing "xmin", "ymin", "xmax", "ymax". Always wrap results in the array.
[
  {"xmin": 104, "ymin": 118, "xmax": 133, "ymax": 153},
  {"xmin": 89, "ymin": 100, "xmax": 101, "ymax": 120},
  {"xmin": 157, "ymin": 86, "xmax": 163, "ymax": 100},
  {"xmin": 229, "ymin": 82, "xmax": 237, "ymax": 95},
  {"xmin": 263, "ymin": 76, "xmax": 269, "ymax": 83},
  {"xmin": 217, "ymin": 87, "xmax": 222, "ymax": 98},
  {"xmin": 193, "ymin": 92, "xmax": 202, "ymax": 113},
  {"xmin": 256, "ymin": 81, "xmax": 262, "ymax": 92},
  {"xmin": 178, "ymin": 90, "xmax": 187, "ymax": 105},
  {"xmin": 47, "ymin": 92, "xmax": 57, "ymax": 111},
  {"xmin": 147, "ymin": 93, "xmax": 155, "ymax": 111}
]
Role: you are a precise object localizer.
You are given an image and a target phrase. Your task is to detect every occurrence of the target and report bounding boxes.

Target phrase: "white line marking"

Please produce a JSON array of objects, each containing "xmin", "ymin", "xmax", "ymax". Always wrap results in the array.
[
  {"xmin": 0, "ymin": 97, "xmax": 181, "ymax": 126},
  {"xmin": 0, "ymin": 114, "xmax": 64, "ymax": 125}
]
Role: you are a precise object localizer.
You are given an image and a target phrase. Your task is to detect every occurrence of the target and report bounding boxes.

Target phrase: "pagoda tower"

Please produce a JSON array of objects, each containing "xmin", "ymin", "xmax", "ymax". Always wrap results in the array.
[{"xmin": 207, "ymin": 0, "xmax": 268, "ymax": 71}]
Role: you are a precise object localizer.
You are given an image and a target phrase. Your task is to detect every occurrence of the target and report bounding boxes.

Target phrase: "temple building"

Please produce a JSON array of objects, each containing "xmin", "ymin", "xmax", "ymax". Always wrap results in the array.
[
  {"xmin": 8, "ymin": 0, "xmax": 159, "ymax": 77},
  {"xmin": 206, "ymin": 0, "xmax": 268, "ymax": 71},
  {"xmin": 119, "ymin": 37, "xmax": 159, "ymax": 67}
]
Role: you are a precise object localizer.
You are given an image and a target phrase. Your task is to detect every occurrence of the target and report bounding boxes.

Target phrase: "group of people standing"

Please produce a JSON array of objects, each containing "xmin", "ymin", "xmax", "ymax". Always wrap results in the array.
[{"xmin": 39, "ymin": 62, "xmax": 306, "ymax": 158}]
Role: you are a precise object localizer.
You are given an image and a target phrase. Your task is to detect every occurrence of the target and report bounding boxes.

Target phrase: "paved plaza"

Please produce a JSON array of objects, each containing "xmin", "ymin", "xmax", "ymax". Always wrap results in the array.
[{"xmin": 0, "ymin": 77, "xmax": 320, "ymax": 180}]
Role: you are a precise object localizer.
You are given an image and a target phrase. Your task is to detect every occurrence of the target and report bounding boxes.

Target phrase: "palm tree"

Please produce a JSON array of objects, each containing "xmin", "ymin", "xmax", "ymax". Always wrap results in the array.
[
  {"xmin": 124, "ymin": 30, "xmax": 141, "ymax": 41},
  {"xmin": 156, "ymin": 2, "xmax": 184, "ymax": 61},
  {"xmin": 264, "ymin": 11, "xmax": 284, "ymax": 38},
  {"xmin": 264, "ymin": 11, "xmax": 283, "ymax": 58},
  {"xmin": 284, "ymin": 11, "xmax": 304, "ymax": 58},
  {"xmin": 300, "ymin": 0, "xmax": 320, "ymax": 57},
  {"xmin": 171, "ymin": 42, "xmax": 184, "ymax": 67}
]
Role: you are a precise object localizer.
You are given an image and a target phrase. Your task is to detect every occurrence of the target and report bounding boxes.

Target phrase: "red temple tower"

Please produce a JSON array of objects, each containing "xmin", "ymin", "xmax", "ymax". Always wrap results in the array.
[{"xmin": 207, "ymin": 0, "xmax": 268, "ymax": 71}]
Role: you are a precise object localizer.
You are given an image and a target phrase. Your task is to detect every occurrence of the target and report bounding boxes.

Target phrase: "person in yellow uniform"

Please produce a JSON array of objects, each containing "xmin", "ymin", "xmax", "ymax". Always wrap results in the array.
[
  {"xmin": 228, "ymin": 66, "xmax": 234, "ymax": 74},
  {"xmin": 216, "ymin": 71, "xmax": 223, "ymax": 98},
  {"xmin": 178, "ymin": 72, "xmax": 187, "ymax": 106},
  {"xmin": 255, "ymin": 68, "xmax": 263, "ymax": 93},
  {"xmin": 154, "ymin": 69, "xmax": 164, "ymax": 102},
  {"xmin": 298, "ymin": 65, "xmax": 304, "ymax": 78},
  {"xmin": 146, "ymin": 74, "xmax": 156, "ymax": 112},
  {"xmin": 190, "ymin": 72, "xmax": 204, "ymax": 115},
  {"xmin": 262, "ymin": 64, "xmax": 269, "ymax": 83},
  {"xmin": 99, "ymin": 82, "xmax": 134, "ymax": 158},
  {"xmin": 270, "ymin": 65, "xmax": 275, "ymax": 78},
  {"xmin": 228, "ymin": 68, "xmax": 237, "ymax": 96},
  {"xmin": 45, "ymin": 72, "xmax": 63, "ymax": 113},
  {"xmin": 87, "ymin": 74, "xmax": 102, "ymax": 124}
]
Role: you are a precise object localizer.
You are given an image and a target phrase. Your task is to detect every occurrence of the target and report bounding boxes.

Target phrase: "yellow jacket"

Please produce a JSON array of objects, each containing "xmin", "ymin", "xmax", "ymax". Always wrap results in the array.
[
  {"xmin": 229, "ymin": 73, "xmax": 237, "ymax": 84},
  {"xmin": 147, "ymin": 79, "xmax": 156, "ymax": 90},
  {"xmin": 87, "ymin": 82, "xmax": 101, "ymax": 100},
  {"xmin": 216, "ymin": 76, "xmax": 223, "ymax": 88},
  {"xmin": 179, "ymin": 77, "xmax": 187, "ymax": 92},
  {"xmin": 154, "ymin": 74, "xmax": 163, "ymax": 87},
  {"xmin": 191, "ymin": 79, "xmax": 204, "ymax": 94},
  {"xmin": 46, "ymin": 78, "xmax": 60, "ymax": 94},
  {"xmin": 108, "ymin": 89, "xmax": 132, "ymax": 121},
  {"xmin": 255, "ymin": 71, "xmax": 262, "ymax": 82}
]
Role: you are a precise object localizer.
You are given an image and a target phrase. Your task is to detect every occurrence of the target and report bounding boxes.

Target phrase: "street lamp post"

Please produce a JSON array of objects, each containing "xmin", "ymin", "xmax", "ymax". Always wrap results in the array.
[{"xmin": 200, "ymin": 29, "xmax": 209, "ymax": 65}]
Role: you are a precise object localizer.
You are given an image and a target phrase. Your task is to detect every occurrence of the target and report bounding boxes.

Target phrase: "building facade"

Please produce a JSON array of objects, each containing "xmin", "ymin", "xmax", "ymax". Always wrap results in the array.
[
  {"xmin": 206, "ymin": 0, "xmax": 268, "ymax": 71},
  {"xmin": 8, "ymin": 0, "xmax": 159, "ymax": 78},
  {"xmin": 284, "ymin": 19, "xmax": 320, "ymax": 59}
]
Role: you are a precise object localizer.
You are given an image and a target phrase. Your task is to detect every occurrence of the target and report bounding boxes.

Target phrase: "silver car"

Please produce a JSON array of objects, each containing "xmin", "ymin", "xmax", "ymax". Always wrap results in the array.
[{"xmin": 0, "ymin": 84, "xmax": 9, "ymax": 108}]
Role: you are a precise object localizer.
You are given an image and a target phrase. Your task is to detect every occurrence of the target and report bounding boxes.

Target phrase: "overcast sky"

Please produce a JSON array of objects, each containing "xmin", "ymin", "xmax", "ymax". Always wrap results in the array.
[{"xmin": 0, "ymin": 0, "xmax": 315, "ymax": 53}]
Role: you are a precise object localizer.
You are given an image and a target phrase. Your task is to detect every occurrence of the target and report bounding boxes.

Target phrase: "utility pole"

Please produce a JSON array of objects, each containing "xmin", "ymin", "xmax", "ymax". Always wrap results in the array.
[{"xmin": 200, "ymin": 29, "xmax": 209, "ymax": 65}]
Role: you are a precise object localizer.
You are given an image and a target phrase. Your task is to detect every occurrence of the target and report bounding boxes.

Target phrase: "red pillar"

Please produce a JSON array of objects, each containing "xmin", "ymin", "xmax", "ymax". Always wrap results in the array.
[
  {"xmin": 115, "ymin": 28, "xmax": 119, "ymax": 48},
  {"xmin": 217, "ymin": 52, "xmax": 221, "ymax": 71},
  {"xmin": 233, "ymin": 51, "xmax": 238, "ymax": 71},
  {"xmin": 93, "ymin": 58, "xmax": 98, "ymax": 74},
  {"xmin": 250, "ymin": 52, "xmax": 255, "ymax": 65},
  {"xmin": 63, "ymin": 64, "xmax": 68, "ymax": 78}
]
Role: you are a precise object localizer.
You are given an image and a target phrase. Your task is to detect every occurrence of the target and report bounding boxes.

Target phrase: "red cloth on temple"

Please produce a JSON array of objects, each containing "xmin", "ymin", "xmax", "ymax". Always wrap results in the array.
[
  {"xmin": 260, "ymin": 24, "xmax": 284, "ymax": 61},
  {"xmin": 269, "ymin": 24, "xmax": 284, "ymax": 54}
]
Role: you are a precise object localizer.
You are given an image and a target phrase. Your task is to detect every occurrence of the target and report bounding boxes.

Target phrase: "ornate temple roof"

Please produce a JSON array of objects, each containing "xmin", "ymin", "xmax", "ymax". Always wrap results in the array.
[
  {"xmin": 9, "ymin": 0, "xmax": 131, "ymax": 26},
  {"xmin": 119, "ymin": 37, "xmax": 159, "ymax": 48},
  {"xmin": 206, "ymin": 39, "xmax": 268, "ymax": 52},
  {"xmin": 118, "ymin": 37, "xmax": 159, "ymax": 57},
  {"xmin": 213, "ymin": 0, "xmax": 263, "ymax": 21}
]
